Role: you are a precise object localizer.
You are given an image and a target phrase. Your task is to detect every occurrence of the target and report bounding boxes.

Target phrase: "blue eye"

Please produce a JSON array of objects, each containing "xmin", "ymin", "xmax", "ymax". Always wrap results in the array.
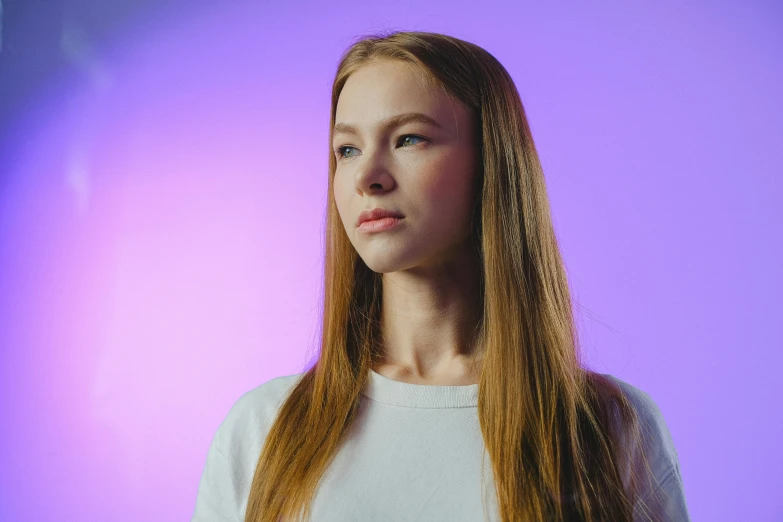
[
  {"xmin": 335, "ymin": 135, "xmax": 427, "ymax": 160},
  {"xmin": 335, "ymin": 145, "xmax": 357, "ymax": 159},
  {"xmin": 399, "ymin": 135, "xmax": 425, "ymax": 147}
]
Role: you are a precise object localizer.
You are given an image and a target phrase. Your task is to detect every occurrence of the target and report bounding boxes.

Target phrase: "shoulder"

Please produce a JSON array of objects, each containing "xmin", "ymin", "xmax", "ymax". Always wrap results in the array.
[
  {"xmin": 193, "ymin": 372, "xmax": 306, "ymax": 520},
  {"xmin": 599, "ymin": 373, "xmax": 680, "ymax": 471},
  {"xmin": 214, "ymin": 371, "xmax": 306, "ymax": 455},
  {"xmin": 599, "ymin": 373, "xmax": 681, "ymax": 471},
  {"xmin": 599, "ymin": 373, "xmax": 691, "ymax": 520}
]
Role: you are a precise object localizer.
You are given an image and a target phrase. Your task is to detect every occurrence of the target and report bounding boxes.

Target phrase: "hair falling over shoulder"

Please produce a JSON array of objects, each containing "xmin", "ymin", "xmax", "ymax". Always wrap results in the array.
[{"xmin": 243, "ymin": 30, "xmax": 662, "ymax": 522}]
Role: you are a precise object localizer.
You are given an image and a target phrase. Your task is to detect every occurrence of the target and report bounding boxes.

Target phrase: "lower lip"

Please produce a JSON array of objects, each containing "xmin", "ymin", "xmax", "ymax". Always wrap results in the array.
[{"xmin": 358, "ymin": 216, "xmax": 404, "ymax": 233}]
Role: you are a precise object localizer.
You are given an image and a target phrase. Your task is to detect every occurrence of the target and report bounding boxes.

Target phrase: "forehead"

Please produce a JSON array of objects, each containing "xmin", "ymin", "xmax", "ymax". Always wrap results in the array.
[
  {"xmin": 341, "ymin": 59, "xmax": 437, "ymax": 99},
  {"xmin": 334, "ymin": 60, "xmax": 458, "ymax": 133}
]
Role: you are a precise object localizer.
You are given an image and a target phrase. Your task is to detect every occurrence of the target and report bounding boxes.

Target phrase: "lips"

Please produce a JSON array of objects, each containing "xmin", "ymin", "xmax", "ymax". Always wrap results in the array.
[{"xmin": 356, "ymin": 208, "xmax": 404, "ymax": 226}]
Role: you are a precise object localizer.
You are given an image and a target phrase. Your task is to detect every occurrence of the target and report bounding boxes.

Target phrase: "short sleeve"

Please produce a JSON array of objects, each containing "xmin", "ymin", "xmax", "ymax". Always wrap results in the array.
[
  {"xmin": 603, "ymin": 374, "xmax": 692, "ymax": 522},
  {"xmin": 635, "ymin": 462, "xmax": 690, "ymax": 522},
  {"xmin": 192, "ymin": 433, "xmax": 245, "ymax": 522},
  {"xmin": 191, "ymin": 373, "xmax": 304, "ymax": 521}
]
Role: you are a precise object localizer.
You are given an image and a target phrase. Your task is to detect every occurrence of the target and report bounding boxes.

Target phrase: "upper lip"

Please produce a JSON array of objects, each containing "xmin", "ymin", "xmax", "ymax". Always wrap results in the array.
[{"xmin": 356, "ymin": 208, "xmax": 405, "ymax": 226}]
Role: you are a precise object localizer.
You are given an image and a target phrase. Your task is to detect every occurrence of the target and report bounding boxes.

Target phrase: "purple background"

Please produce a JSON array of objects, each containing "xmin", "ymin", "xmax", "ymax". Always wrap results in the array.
[{"xmin": 1, "ymin": 2, "xmax": 781, "ymax": 520}]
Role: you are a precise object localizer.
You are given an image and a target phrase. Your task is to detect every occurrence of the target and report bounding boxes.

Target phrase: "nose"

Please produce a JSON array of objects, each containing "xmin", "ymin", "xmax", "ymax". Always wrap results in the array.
[{"xmin": 354, "ymin": 149, "xmax": 396, "ymax": 194}]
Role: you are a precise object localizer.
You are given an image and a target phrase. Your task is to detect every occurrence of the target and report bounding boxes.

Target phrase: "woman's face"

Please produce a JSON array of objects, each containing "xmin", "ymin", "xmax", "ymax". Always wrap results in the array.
[{"xmin": 332, "ymin": 59, "xmax": 479, "ymax": 274}]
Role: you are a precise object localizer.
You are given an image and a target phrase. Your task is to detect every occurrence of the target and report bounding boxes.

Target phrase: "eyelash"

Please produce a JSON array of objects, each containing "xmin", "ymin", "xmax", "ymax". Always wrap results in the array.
[{"xmin": 334, "ymin": 134, "xmax": 428, "ymax": 160}]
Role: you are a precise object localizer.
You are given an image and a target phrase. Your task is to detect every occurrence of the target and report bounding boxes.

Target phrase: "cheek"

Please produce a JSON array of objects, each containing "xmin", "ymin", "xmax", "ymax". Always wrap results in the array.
[{"xmin": 418, "ymin": 158, "xmax": 475, "ymax": 215}]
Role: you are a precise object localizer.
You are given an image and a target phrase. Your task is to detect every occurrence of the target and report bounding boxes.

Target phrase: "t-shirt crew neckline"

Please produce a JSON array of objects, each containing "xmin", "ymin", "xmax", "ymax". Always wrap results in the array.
[{"xmin": 362, "ymin": 368, "xmax": 479, "ymax": 408}]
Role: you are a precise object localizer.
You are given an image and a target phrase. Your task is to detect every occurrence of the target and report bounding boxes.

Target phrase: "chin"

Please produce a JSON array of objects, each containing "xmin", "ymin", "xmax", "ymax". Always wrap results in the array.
[
  {"xmin": 358, "ymin": 251, "xmax": 415, "ymax": 274},
  {"xmin": 362, "ymin": 259, "xmax": 403, "ymax": 274}
]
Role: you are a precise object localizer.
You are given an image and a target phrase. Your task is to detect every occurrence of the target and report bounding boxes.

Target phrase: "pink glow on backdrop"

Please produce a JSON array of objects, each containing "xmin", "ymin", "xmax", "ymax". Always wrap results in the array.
[{"xmin": 0, "ymin": 2, "xmax": 780, "ymax": 521}]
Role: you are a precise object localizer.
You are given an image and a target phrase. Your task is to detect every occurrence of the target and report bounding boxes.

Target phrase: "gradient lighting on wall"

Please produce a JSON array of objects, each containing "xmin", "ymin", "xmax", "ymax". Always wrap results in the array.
[
  {"xmin": 0, "ymin": 2, "xmax": 781, "ymax": 521},
  {"xmin": 0, "ymin": 3, "xmax": 328, "ymax": 520}
]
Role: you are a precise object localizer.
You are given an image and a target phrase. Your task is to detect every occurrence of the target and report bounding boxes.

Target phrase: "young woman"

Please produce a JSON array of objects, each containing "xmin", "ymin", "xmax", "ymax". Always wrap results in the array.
[{"xmin": 193, "ymin": 31, "xmax": 690, "ymax": 522}]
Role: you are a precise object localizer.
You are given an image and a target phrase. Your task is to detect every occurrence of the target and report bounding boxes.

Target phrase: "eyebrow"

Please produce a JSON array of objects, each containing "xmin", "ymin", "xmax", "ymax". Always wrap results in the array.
[{"xmin": 332, "ymin": 112, "xmax": 443, "ymax": 139}]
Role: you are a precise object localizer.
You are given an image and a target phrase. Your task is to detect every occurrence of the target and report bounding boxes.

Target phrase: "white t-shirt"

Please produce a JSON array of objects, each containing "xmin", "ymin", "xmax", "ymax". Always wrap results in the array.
[{"xmin": 193, "ymin": 369, "xmax": 690, "ymax": 521}]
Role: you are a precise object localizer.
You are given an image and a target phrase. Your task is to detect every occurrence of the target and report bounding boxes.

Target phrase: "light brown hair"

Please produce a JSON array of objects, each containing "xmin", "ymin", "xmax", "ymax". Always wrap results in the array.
[{"xmin": 244, "ymin": 30, "xmax": 660, "ymax": 522}]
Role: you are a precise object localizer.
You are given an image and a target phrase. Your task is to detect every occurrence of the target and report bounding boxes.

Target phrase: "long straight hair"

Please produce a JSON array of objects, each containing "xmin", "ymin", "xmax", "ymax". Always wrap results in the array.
[{"xmin": 244, "ymin": 31, "xmax": 660, "ymax": 522}]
